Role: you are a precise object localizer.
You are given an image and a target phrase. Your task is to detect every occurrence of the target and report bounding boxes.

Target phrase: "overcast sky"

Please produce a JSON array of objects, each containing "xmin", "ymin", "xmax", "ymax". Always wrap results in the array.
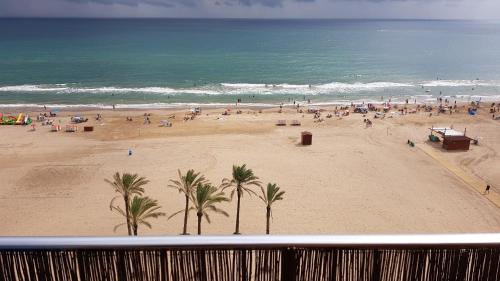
[{"xmin": 0, "ymin": 0, "xmax": 499, "ymax": 19}]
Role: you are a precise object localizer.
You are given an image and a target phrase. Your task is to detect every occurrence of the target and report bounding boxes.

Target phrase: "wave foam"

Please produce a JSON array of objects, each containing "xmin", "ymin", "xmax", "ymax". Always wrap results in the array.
[
  {"xmin": 317, "ymin": 82, "xmax": 412, "ymax": 90},
  {"xmin": 220, "ymin": 83, "xmax": 266, "ymax": 88},
  {"xmin": 421, "ymin": 80, "xmax": 494, "ymax": 87},
  {"xmin": 0, "ymin": 85, "xmax": 67, "ymax": 92},
  {"xmin": 0, "ymin": 85, "xmax": 221, "ymax": 95},
  {"xmin": 0, "ymin": 102, "xmax": 277, "ymax": 109},
  {"xmin": 1, "ymin": 80, "xmax": 500, "ymax": 97}
]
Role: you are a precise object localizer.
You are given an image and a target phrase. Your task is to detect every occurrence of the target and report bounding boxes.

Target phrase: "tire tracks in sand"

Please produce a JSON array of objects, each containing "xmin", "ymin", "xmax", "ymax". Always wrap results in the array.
[{"xmin": 416, "ymin": 143, "xmax": 500, "ymax": 208}]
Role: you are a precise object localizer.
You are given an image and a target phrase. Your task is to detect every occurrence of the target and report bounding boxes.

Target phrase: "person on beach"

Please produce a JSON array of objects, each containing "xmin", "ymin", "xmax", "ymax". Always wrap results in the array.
[{"xmin": 485, "ymin": 185, "xmax": 491, "ymax": 195}]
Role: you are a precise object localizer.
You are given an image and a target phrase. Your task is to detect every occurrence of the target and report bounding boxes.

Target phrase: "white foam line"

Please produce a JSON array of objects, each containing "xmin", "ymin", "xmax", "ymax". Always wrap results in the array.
[
  {"xmin": 0, "ymin": 102, "xmax": 278, "ymax": 110},
  {"xmin": 420, "ymin": 80, "xmax": 497, "ymax": 87},
  {"xmin": 1, "ymin": 80, "xmax": 500, "ymax": 98}
]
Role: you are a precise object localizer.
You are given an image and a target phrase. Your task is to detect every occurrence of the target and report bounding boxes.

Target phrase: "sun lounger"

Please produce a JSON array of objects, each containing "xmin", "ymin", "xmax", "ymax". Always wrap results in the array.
[
  {"xmin": 276, "ymin": 120, "xmax": 286, "ymax": 126},
  {"xmin": 65, "ymin": 125, "xmax": 77, "ymax": 132},
  {"xmin": 290, "ymin": 120, "xmax": 301, "ymax": 126},
  {"xmin": 51, "ymin": 125, "xmax": 61, "ymax": 132}
]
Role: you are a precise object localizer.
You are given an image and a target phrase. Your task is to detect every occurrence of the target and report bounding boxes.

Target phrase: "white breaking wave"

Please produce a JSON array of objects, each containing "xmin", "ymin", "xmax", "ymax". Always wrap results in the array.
[
  {"xmin": 1, "ymin": 80, "xmax": 500, "ymax": 97},
  {"xmin": 220, "ymin": 83, "xmax": 266, "ymax": 88},
  {"xmin": 421, "ymin": 80, "xmax": 494, "ymax": 87},
  {"xmin": 0, "ymin": 85, "xmax": 220, "ymax": 95},
  {"xmin": 220, "ymin": 81, "xmax": 414, "ymax": 95},
  {"xmin": 276, "ymin": 84, "xmax": 311, "ymax": 89},
  {"xmin": 316, "ymin": 82, "xmax": 413, "ymax": 90},
  {"xmin": 0, "ymin": 85, "xmax": 68, "ymax": 92},
  {"xmin": 0, "ymin": 102, "xmax": 277, "ymax": 109}
]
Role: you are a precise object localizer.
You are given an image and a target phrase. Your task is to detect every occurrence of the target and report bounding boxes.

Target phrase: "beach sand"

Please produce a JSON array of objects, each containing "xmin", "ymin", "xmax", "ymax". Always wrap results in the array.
[{"xmin": 0, "ymin": 105, "xmax": 499, "ymax": 236}]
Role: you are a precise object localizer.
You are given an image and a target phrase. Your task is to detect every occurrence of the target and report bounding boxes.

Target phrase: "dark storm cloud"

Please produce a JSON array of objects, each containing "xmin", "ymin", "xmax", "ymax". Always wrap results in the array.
[
  {"xmin": 236, "ymin": 0, "xmax": 316, "ymax": 7},
  {"xmin": 0, "ymin": 0, "xmax": 498, "ymax": 19},
  {"xmin": 62, "ymin": 0, "xmax": 316, "ymax": 8},
  {"xmin": 237, "ymin": 0, "xmax": 283, "ymax": 7},
  {"xmin": 65, "ymin": 0, "xmax": 197, "ymax": 7}
]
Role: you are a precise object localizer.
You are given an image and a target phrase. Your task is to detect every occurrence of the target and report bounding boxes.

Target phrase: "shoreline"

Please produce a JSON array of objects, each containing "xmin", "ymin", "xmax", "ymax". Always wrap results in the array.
[{"xmin": 0, "ymin": 99, "xmax": 497, "ymax": 113}]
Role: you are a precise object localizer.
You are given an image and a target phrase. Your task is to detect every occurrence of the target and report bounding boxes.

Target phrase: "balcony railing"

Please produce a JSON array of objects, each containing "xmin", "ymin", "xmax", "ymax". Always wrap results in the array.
[{"xmin": 1, "ymin": 234, "xmax": 500, "ymax": 280}]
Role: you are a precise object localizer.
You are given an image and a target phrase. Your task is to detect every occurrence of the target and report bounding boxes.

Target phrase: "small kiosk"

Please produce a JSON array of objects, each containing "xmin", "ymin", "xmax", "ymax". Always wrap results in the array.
[{"xmin": 429, "ymin": 127, "xmax": 472, "ymax": 151}]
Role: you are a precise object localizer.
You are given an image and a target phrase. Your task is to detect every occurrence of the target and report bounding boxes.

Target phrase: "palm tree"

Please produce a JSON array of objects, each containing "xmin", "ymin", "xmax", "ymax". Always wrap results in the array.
[
  {"xmin": 106, "ymin": 172, "xmax": 149, "ymax": 236},
  {"xmin": 111, "ymin": 196, "xmax": 165, "ymax": 236},
  {"xmin": 189, "ymin": 183, "xmax": 229, "ymax": 235},
  {"xmin": 168, "ymin": 169, "xmax": 206, "ymax": 235},
  {"xmin": 258, "ymin": 183, "xmax": 285, "ymax": 234},
  {"xmin": 222, "ymin": 164, "xmax": 261, "ymax": 234}
]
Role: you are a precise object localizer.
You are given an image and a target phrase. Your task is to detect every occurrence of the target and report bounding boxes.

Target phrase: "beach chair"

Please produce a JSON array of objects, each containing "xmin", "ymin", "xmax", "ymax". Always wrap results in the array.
[
  {"xmin": 291, "ymin": 120, "xmax": 301, "ymax": 126},
  {"xmin": 51, "ymin": 125, "xmax": 60, "ymax": 132},
  {"xmin": 65, "ymin": 125, "xmax": 77, "ymax": 132},
  {"xmin": 429, "ymin": 135, "xmax": 440, "ymax": 142},
  {"xmin": 276, "ymin": 120, "xmax": 286, "ymax": 126}
]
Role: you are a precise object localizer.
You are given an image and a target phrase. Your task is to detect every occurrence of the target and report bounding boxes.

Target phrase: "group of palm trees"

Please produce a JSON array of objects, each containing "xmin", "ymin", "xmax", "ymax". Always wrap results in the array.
[{"xmin": 106, "ymin": 164, "xmax": 285, "ymax": 236}]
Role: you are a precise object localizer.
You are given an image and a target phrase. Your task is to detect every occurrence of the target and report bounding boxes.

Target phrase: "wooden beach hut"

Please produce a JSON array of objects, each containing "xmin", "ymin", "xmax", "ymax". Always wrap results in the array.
[
  {"xmin": 429, "ymin": 127, "xmax": 472, "ymax": 151},
  {"xmin": 301, "ymin": 131, "xmax": 312, "ymax": 145}
]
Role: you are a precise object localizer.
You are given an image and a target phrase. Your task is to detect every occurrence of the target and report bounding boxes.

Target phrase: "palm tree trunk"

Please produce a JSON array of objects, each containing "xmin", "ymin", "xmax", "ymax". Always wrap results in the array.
[
  {"xmin": 266, "ymin": 206, "xmax": 271, "ymax": 235},
  {"xmin": 182, "ymin": 195, "xmax": 189, "ymax": 235},
  {"xmin": 133, "ymin": 223, "xmax": 138, "ymax": 236},
  {"xmin": 234, "ymin": 187, "xmax": 241, "ymax": 235},
  {"xmin": 124, "ymin": 196, "xmax": 132, "ymax": 236},
  {"xmin": 197, "ymin": 212, "xmax": 202, "ymax": 235}
]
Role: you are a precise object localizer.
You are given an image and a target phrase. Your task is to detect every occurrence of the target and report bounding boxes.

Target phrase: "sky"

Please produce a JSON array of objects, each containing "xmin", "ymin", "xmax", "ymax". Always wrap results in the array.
[{"xmin": 0, "ymin": 0, "xmax": 499, "ymax": 19}]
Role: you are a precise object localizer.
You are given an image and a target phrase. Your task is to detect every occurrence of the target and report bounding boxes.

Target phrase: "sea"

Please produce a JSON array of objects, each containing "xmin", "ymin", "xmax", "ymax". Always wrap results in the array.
[{"xmin": 1, "ymin": 18, "xmax": 500, "ymax": 109}]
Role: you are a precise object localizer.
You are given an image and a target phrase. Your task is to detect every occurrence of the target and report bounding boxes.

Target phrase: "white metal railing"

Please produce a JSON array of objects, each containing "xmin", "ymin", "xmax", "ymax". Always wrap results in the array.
[{"xmin": 1, "ymin": 233, "xmax": 500, "ymax": 250}]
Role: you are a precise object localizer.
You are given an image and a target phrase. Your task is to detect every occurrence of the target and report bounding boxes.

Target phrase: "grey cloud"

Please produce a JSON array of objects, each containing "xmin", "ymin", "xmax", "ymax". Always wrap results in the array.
[
  {"xmin": 63, "ymin": 0, "xmax": 313, "ymax": 8},
  {"xmin": 1, "ymin": 0, "xmax": 498, "ymax": 18},
  {"xmin": 65, "ymin": 0, "xmax": 198, "ymax": 7},
  {"xmin": 237, "ymin": 0, "xmax": 283, "ymax": 7},
  {"xmin": 222, "ymin": 0, "xmax": 317, "ymax": 8}
]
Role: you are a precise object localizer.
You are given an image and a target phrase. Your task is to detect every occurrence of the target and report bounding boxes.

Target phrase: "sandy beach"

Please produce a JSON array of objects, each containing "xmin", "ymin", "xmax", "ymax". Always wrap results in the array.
[{"xmin": 0, "ymin": 104, "xmax": 499, "ymax": 236}]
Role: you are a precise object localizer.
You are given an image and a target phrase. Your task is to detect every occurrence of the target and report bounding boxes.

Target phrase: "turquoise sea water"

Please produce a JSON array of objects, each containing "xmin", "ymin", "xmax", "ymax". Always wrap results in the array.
[{"xmin": 1, "ymin": 19, "xmax": 500, "ymax": 108}]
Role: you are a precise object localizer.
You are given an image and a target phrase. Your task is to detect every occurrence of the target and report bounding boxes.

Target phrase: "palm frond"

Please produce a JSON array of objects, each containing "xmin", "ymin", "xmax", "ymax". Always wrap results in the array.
[
  {"xmin": 126, "ymin": 196, "xmax": 164, "ymax": 234},
  {"xmin": 111, "ymin": 205, "xmax": 127, "ymax": 217},
  {"xmin": 113, "ymin": 223, "xmax": 127, "ymax": 233},
  {"xmin": 168, "ymin": 209, "xmax": 187, "ymax": 220},
  {"xmin": 190, "ymin": 182, "xmax": 229, "ymax": 224},
  {"xmin": 109, "ymin": 195, "xmax": 121, "ymax": 211},
  {"xmin": 260, "ymin": 183, "xmax": 285, "ymax": 207}
]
